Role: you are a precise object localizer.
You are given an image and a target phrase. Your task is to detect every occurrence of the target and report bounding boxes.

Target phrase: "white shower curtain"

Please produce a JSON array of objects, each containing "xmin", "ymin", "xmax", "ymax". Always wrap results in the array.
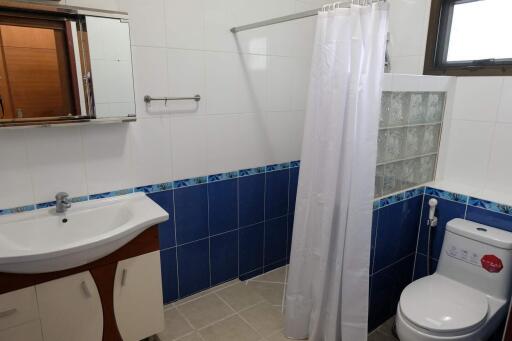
[{"xmin": 284, "ymin": 2, "xmax": 388, "ymax": 341}]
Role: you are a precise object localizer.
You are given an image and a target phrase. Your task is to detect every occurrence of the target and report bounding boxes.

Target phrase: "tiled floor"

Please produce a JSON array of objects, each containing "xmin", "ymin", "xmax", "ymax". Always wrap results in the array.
[
  {"xmin": 157, "ymin": 266, "xmax": 290, "ymax": 341},
  {"xmin": 156, "ymin": 265, "xmax": 398, "ymax": 341},
  {"xmin": 368, "ymin": 317, "xmax": 399, "ymax": 341}
]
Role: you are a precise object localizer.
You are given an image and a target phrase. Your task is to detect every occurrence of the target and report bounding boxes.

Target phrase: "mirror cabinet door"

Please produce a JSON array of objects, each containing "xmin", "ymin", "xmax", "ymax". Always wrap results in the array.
[
  {"xmin": 0, "ymin": 5, "xmax": 136, "ymax": 127},
  {"xmin": 85, "ymin": 16, "xmax": 135, "ymax": 119}
]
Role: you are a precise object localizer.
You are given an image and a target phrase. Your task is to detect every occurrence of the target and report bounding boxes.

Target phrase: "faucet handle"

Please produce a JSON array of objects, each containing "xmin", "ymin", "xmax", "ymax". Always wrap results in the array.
[{"xmin": 55, "ymin": 192, "xmax": 69, "ymax": 200}]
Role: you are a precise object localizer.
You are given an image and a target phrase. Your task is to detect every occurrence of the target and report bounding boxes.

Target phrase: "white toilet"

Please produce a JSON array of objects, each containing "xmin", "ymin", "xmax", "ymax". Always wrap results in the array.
[{"xmin": 396, "ymin": 219, "xmax": 512, "ymax": 341}]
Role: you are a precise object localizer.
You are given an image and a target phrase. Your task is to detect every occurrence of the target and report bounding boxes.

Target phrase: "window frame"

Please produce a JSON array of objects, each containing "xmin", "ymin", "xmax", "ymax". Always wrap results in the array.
[{"xmin": 424, "ymin": 0, "xmax": 512, "ymax": 76}]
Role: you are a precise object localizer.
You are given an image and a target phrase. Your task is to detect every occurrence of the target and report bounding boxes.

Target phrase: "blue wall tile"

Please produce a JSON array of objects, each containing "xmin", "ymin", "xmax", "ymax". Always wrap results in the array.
[
  {"xmin": 239, "ymin": 174, "xmax": 265, "ymax": 227},
  {"xmin": 369, "ymin": 254, "xmax": 414, "ymax": 332},
  {"xmin": 413, "ymin": 253, "xmax": 438, "ymax": 281},
  {"xmin": 174, "ymin": 184, "xmax": 209, "ymax": 245},
  {"xmin": 373, "ymin": 196, "xmax": 422, "ymax": 272},
  {"xmin": 239, "ymin": 223, "xmax": 264, "ymax": 275},
  {"xmin": 289, "ymin": 167, "xmax": 299, "ymax": 213},
  {"xmin": 210, "ymin": 231, "xmax": 238, "ymax": 286},
  {"xmin": 208, "ymin": 179, "xmax": 238, "ymax": 235},
  {"xmin": 239, "ymin": 268, "xmax": 264, "ymax": 281},
  {"xmin": 466, "ymin": 206, "xmax": 512, "ymax": 232},
  {"xmin": 177, "ymin": 239, "xmax": 210, "ymax": 297},
  {"xmin": 265, "ymin": 216, "xmax": 288, "ymax": 265},
  {"xmin": 264, "ymin": 259, "xmax": 287, "ymax": 272},
  {"xmin": 160, "ymin": 248, "xmax": 179, "ymax": 303},
  {"xmin": 148, "ymin": 191, "xmax": 176, "ymax": 249},
  {"xmin": 370, "ymin": 210, "xmax": 379, "ymax": 274},
  {"xmin": 265, "ymin": 170, "xmax": 290, "ymax": 219},
  {"xmin": 417, "ymin": 195, "xmax": 466, "ymax": 258}
]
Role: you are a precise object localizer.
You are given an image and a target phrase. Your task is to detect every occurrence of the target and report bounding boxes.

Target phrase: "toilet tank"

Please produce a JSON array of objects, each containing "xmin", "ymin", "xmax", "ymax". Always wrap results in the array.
[{"xmin": 437, "ymin": 219, "xmax": 512, "ymax": 300}]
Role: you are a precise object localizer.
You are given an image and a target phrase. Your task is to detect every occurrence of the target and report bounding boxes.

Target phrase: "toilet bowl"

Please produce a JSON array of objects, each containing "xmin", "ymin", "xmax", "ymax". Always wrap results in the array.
[{"xmin": 396, "ymin": 219, "xmax": 512, "ymax": 341}]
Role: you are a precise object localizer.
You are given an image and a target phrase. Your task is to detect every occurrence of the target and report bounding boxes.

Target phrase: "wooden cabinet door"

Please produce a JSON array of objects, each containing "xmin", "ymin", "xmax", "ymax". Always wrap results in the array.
[
  {"xmin": 113, "ymin": 251, "xmax": 164, "ymax": 341},
  {"xmin": 36, "ymin": 271, "xmax": 103, "ymax": 341}
]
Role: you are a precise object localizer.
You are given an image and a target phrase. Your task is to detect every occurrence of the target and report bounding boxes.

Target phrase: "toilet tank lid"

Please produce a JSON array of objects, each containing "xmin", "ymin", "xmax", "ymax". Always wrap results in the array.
[{"xmin": 447, "ymin": 219, "xmax": 512, "ymax": 249}]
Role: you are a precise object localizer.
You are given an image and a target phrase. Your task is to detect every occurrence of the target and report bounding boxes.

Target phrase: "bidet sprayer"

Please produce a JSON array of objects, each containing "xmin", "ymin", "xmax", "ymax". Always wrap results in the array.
[{"xmin": 428, "ymin": 198, "xmax": 438, "ymax": 227}]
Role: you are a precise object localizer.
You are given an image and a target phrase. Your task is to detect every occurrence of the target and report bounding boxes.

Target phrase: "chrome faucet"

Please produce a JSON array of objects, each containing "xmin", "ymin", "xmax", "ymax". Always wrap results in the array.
[{"xmin": 55, "ymin": 192, "xmax": 71, "ymax": 213}]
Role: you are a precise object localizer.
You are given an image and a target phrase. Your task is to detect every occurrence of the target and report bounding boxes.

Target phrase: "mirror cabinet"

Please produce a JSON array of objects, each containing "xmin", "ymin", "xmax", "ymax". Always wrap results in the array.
[{"xmin": 0, "ymin": 0, "xmax": 135, "ymax": 127}]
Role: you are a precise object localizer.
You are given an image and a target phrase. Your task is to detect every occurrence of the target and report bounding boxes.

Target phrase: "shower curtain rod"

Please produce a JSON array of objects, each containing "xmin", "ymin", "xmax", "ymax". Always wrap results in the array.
[
  {"xmin": 230, "ymin": 8, "xmax": 320, "ymax": 33},
  {"xmin": 230, "ymin": 0, "xmax": 384, "ymax": 33}
]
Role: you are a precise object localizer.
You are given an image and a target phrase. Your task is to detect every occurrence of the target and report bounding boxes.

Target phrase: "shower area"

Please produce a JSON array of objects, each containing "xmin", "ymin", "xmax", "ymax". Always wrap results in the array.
[{"xmin": 144, "ymin": 0, "xmax": 451, "ymax": 340}]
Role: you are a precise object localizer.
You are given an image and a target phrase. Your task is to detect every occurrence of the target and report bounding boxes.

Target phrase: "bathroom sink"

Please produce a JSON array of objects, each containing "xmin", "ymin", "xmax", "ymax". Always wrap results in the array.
[{"xmin": 0, "ymin": 193, "xmax": 168, "ymax": 274}]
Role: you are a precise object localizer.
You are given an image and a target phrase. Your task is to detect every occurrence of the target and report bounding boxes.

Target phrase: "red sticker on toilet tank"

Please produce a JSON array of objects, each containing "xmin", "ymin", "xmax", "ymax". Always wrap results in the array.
[{"xmin": 481, "ymin": 255, "xmax": 503, "ymax": 273}]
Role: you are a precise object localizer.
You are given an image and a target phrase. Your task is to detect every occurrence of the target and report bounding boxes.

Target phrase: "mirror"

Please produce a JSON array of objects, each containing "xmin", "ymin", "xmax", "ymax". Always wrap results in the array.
[
  {"xmin": 86, "ymin": 17, "xmax": 135, "ymax": 119},
  {"xmin": 0, "ymin": 2, "xmax": 135, "ymax": 127}
]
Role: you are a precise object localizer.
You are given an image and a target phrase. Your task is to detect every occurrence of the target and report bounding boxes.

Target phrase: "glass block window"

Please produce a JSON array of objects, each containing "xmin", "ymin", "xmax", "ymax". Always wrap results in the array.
[{"xmin": 375, "ymin": 92, "xmax": 446, "ymax": 198}]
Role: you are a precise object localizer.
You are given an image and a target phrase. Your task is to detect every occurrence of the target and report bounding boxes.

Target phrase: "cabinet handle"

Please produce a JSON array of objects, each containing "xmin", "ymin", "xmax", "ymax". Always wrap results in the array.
[
  {"xmin": 81, "ymin": 281, "xmax": 92, "ymax": 298},
  {"xmin": 0, "ymin": 308, "xmax": 16, "ymax": 318},
  {"xmin": 121, "ymin": 269, "xmax": 127, "ymax": 287}
]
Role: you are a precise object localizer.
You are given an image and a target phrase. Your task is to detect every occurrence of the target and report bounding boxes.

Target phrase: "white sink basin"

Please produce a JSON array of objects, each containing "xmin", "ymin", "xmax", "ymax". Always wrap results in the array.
[{"xmin": 0, "ymin": 193, "xmax": 168, "ymax": 274}]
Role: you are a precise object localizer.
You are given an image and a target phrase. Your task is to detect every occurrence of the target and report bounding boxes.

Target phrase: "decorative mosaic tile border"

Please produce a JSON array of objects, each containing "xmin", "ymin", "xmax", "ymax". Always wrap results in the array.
[
  {"xmin": 425, "ymin": 186, "xmax": 512, "ymax": 217},
  {"xmin": 0, "ymin": 161, "xmax": 301, "ymax": 217},
  {"xmin": 425, "ymin": 187, "xmax": 468, "ymax": 204},
  {"xmin": 468, "ymin": 197, "xmax": 512, "ymax": 216},
  {"xmin": 374, "ymin": 186, "xmax": 425, "ymax": 210}
]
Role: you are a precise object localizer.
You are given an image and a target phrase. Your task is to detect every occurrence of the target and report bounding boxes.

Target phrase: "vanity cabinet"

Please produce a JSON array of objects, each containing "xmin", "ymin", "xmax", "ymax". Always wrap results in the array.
[
  {"xmin": 0, "ymin": 226, "xmax": 163, "ymax": 341},
  {"xmin": 36, "ymin": 272, "xmax": 103, "ymax": 341},
  {"xmin": 114, "ymin": 252, "xmax": 164, "ymax": 341}
]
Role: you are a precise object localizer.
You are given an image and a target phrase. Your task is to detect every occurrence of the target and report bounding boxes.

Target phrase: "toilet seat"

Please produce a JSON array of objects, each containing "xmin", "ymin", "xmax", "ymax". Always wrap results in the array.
[{"xmin": 399, "ymin": 275, "xmax": 489, "ymax": 335}]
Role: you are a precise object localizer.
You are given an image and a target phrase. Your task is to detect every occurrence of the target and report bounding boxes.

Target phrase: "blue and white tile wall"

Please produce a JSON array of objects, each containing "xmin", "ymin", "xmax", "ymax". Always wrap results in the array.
[
  {"xmin": 369, "ymin": 183, "xmax": 512, "ymax": 332},
  {"xmin": 368, "ymin": 187, "xmax": 424, "ymax": 331},
  {"xmin": 153, "ymin": 162, "xmax": 300, "ymax": 303},
  {"xmin": 413, "ymin": 187, "xmax": 512, "ymax": 281}
]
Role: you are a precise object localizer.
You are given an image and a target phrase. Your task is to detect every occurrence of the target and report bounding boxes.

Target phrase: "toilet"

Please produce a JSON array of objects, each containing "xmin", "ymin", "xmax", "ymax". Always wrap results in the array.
[{"xmin": 396, "ymin": 219, "xmax": 512, "ymax": 341}]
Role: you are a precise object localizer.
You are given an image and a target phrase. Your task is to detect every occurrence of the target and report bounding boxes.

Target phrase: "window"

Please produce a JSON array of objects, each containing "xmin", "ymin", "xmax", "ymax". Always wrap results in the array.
[{"xmin": 424, "ymin": 0, "xmax": 512, "ymax": 76}]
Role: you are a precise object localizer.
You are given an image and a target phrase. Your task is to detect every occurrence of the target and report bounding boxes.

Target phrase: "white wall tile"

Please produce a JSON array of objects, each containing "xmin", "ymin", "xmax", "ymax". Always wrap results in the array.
[
  {"xmin": 238, "ymin": 112, "xmax": 272, "ymax": 169},
  {"xmin": 267, "ymin": 56, "xmax": 294, "ymax": 112},
  {"xmin": 204, "ymin": 0, "xmax": 238, "ymax": 53},
  {"xmin": 388, "ymin": 0, "xmax": 429, "ymax": 58},
  {"xmin": 497, "ymin": 77, "xmax": 512, "ymax": 123},
  {"xmin": 264, "ymin": 111, "xmax": 305, "ymax": 164},
  {"xmin": 167, "ymin": 49, "xmax": 206, "ymax": 114},
  {"xmin": 26, "ymin": 127, "xmax": 88, "ymax": 204},
  {"xmin": 129, "ymin": 117, "xmax": 172, "ymax": 187},
  {"xmin": 206, "ymin": 52, "xmax": 267, "ymax": 115},
  {"xmin": 66, "ymin": 0, "xmax": 119, "ymax": 10},
  {"xmin": 391, "ymin": 74, "xmax": 423, "ymax": 92},
  {"xmin": 169, "ymin": 116, "xmax": 209, "ymax": 180},
  {"xmin": 485, "ymin": 123, "xmax": 512, "ymax": 195},
  {"xmin": 291, "ymin": 57, "xmax": 312, "ymax": 111},
  {"xmin": 0, "ymin": 131, "xmax": 34, "ymax": 208},
  {"xmin": 268, "ymin": 17, "xmax": 316, "ymax": 58},
  {"xmin": 119, "ymin": 0, "xmax": 166, "ymax": 47},
  {"xmin": 389, "ymin": 55, "xmax": 422, "ymax": 75},
  {"xmin": 82, "ymin": 124, "xmax": 133, "ymax": 194},
  {"xmin": 0, "ymin": 0, "xmax": 317, "ymax": 209},
  {"xmin": 131, "ymin": 46, "xmax": 168, "ymax": 116},
  {"xmin": 452, "ymin": 77, "xmax": 503, "ymax": 122},
  {"xmin": 421, "ymin": 76, "xmax": 454, "ymax": 92},
  {"xmin": 294, "ymin": 0, "xmax": 326, "ymax": 11},
  {"xmin": 165, "ymin": 0, "xmax": 205, "ymax": 50},
  {"xmin": 206, "ymin": 115, "xmax": 243, "ymax": 174},
  {"xmin": 441, "ymin": 120, "xmax": 494, "ymax": 192}
]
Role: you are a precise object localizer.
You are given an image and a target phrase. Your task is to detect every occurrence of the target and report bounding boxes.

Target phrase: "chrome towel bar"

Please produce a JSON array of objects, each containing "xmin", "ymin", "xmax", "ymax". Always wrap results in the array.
[{"xmin": 144, "ymin": 95, "xmax": 201, "ymax": 103}]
